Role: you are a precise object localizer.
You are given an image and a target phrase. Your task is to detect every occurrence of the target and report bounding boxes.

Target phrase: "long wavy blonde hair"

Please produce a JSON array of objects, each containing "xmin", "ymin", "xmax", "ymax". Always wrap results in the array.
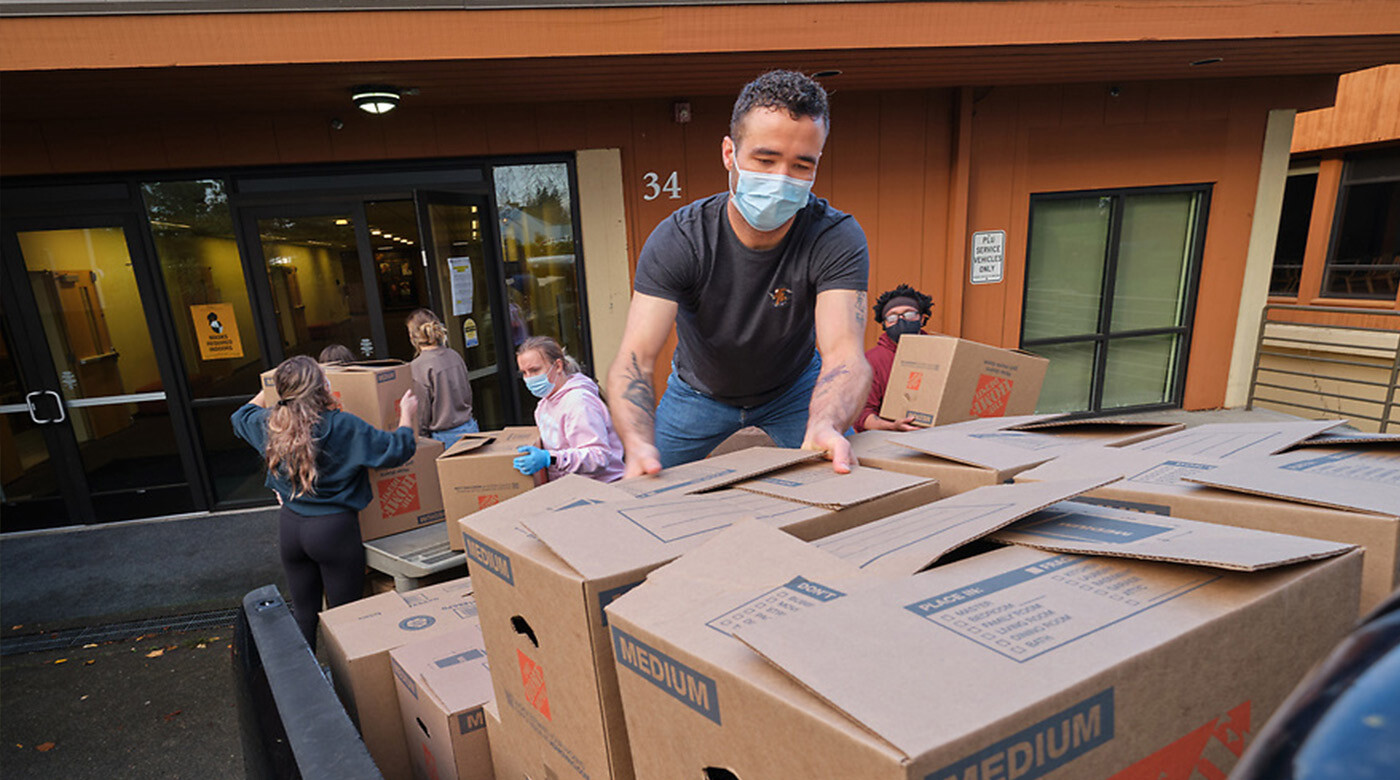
[
  {"xmin": 265, "ymin": 355, "xmax": 335, "ymax": 498},
  {"xmin": 406, "ymin": 308, "xmax": 449, "ymax": 355}
]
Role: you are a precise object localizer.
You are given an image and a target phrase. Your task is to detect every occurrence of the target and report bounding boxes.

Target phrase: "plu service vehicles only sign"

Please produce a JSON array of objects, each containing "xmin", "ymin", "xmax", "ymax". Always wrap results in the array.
[{"xmin": 971, "ymin": 231, "xmax": 1005, "ymax": 285}]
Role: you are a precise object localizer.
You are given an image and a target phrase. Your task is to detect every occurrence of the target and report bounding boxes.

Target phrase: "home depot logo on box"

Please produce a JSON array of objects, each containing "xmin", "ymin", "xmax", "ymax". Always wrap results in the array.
[
  {"xmin": 378, "ymin": 474, "xmax": 422, "ymax": 518},
  {"xmin": 906, "ymin": 371, "xmax": 923, "ymax": 392},
  {"xmin": 1108, "ymin": 701, "xmax": 1251, "ymax": 779},
  {"xmin": 517, "ymin": 649, "xmax": 551, "ymax": 719},
  {"xmin": 970, "ymin": 374, "xmax": 1015, "ymax": 418},
  {"xmin": 478, "ymin": 494, "xmax": 501, "ymax": 510}
]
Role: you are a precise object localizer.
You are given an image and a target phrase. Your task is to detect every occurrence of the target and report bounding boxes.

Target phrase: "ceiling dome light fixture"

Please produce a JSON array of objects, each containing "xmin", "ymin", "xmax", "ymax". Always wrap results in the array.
[{"xmin": 352, "ymin": 85, "xmax": 401, "ymax": 115}]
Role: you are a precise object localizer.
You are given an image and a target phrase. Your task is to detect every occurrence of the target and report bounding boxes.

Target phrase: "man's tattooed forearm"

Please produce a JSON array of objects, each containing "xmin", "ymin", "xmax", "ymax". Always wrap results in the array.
[
  {"xmin": 854, "ymin": 290, "xmax": 868, "ymax": 325},
  {"xmin": 622, "ymin": 353, "xmax": 657, "ymax": 425}
]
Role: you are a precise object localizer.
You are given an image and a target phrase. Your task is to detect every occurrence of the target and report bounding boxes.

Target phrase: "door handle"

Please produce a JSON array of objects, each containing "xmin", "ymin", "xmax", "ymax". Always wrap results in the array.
[
  {"xmin": 23, "ymin": 391, "xmax": 67, "ymax": 424},
  {"xmin": 24, "ymin": 391, "xmax": 47, "ymax": 424},
  {"xmin": 45, "ymin": 390, "xmax": 67, "ymax": 424}
]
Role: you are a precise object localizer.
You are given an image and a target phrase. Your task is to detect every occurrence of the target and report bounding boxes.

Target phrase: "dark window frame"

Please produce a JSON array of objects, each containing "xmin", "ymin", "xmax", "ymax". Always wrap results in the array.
[{"xmin": 1021, "ymin": 183, "xmax": 1212, "ymax": 417}]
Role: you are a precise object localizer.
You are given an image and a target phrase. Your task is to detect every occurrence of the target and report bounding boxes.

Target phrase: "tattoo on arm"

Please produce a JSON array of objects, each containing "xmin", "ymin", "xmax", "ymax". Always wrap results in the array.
[
  {"xmin": 622, "ymin": 353, "xmax": 657, "ymax": 429},
  {"xmin": 854, "ymin": 291, "xmax": 867, "ymax": 325}
]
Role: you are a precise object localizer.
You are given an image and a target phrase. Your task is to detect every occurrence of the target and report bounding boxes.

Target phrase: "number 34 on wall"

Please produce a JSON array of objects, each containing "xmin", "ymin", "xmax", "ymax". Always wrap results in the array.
[{"xmin": 642, "ymin": 171, "xmax": 682, "ymax": 201}]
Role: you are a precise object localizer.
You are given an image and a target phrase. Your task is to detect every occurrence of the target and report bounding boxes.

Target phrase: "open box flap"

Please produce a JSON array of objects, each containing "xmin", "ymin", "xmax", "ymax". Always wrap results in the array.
[
  {"xmin": 524, "ymin": 489, "xmax": 822, "ymax": 581},
  {"xmin": 1122, "ymin": 419, "xmax": 1346, "ymax": 460},
  {"xmin": 813, "ymin": 477, "xmax": 1117, "ymax": 578},
  {"xmin": 993, "ymin": 499, "xmax": 1356, "ymax": 570},
  {"xmin": 734, "ymin": 462, "xmax": 934, "ymax": 510},
  {"xmin": 613, "ymin": 447, "xmax": 821, "ymax": 500},
  {"xmin": 1182, "ymin": 446, "xmax": 1400, "ymax": 517}
]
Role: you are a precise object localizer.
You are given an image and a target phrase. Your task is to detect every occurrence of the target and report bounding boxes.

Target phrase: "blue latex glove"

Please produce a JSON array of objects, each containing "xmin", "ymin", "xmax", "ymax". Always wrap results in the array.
[{"xmin": 513, "ymin": 445, "xmax": 551, "ymax": 476}]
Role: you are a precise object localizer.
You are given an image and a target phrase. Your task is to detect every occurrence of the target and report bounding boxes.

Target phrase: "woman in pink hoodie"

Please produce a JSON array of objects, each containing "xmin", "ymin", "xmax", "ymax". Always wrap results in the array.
[{"xmin": 512, "ymin": 336, "xmax": 626, "ymax": 483}]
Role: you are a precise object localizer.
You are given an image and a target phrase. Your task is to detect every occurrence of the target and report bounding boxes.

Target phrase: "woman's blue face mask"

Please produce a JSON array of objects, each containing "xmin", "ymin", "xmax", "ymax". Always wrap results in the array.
[{"xmin": 524, "ymin": 372, "xmax": 554, "ymax": 399}]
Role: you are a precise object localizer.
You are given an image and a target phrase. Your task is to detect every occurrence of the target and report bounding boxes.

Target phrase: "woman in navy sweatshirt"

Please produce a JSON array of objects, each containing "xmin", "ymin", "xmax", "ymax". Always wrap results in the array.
[{"xmin": 232, "ymin": 355, "xmax": 418, "ymax": 648}]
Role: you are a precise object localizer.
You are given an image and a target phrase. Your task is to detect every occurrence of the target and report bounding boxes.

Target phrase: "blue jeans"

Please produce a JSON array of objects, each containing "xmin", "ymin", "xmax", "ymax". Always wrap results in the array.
[
  {"xmin": 654, "ymin": 352, "xmax": 820, "ymax": 469},
  {"xmin": 431, "ymin": 417, "xmax": 479, "ymax": 447}
]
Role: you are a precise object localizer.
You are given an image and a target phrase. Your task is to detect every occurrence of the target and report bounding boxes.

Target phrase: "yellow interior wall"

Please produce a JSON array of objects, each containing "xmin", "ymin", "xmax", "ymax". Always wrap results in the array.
[
  {"xmin": 17, "ymin": 227, "xmax": 162, "ymax": 395},
  {"xmin": 265, "ymin": 242, "xmax": 351, "ymax": 328}
]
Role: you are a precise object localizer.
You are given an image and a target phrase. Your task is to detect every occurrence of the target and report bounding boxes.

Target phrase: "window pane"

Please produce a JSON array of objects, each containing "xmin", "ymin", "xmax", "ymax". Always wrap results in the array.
[
  {"xmin": 1024, "ymin": 197, "xmax": 1110, "ymax": 340},
  {"xmin": 1111, "ymin": 192, "xmax": 1198, "ymax": 332},
  {"xmin": 1322, "ymin": 177, "xmax": 1400, "ymax": 300},
  {"xmin": 195, "ymin": 400, "xmax": 269, "ymax": 505},
  {"xmin": 142, "ymin": 180, "xmax": 265, "ymax": 399},
  {"xmin": 1028, "ymin": 342, "xmax": 1097, "ymax": 413},
  {"xmin": 1270, "ymin": 172, "xmax": 1316, "ymax": 296},
  {"xmin": 494, "ymin": 163, "xmax": 588, "ymax": 370},
  {"xmin": 257, "ymin": 214, "xmax": 372, "ymax": 359},
  {"xmin": 366, "ymin": 200, "xmax": 432, "ymax": 361},
  {"xmin": 1102, "ymin": 334, "xmax": 1179, "ymax": 409}
]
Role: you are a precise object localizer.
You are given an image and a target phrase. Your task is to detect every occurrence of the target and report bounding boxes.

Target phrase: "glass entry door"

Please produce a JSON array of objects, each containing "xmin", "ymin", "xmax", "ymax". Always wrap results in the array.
[
  {"xmin": 416, "ymin": 191, "xmax": 512, "ymax": 429},
  {"xmin": 0, "ymin": 219, "xmax": 198, "ymax": 528},
  {"xmin": 1022, "ymin": 187, "xmax": 1209, "ymax": 414}
]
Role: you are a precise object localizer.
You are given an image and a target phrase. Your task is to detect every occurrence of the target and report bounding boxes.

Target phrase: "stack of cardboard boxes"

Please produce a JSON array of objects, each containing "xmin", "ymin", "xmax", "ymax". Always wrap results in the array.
[{"xmin": 291, "ymin": 342, "xmax": 1390, "ymax": 780}]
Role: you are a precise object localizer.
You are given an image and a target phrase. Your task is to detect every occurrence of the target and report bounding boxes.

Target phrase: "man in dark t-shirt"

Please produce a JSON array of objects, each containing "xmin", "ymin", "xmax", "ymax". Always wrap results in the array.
[{"xmin": 606, "ymin": 70, "xmax": 872, "ymax": 476}]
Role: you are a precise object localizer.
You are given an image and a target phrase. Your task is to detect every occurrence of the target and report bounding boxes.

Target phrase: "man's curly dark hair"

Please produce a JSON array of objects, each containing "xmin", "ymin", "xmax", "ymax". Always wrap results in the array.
[
  {"xmin": 730, "ymin": 70, "xmax": 830, "ymax": 142},
  {"xmin": 873, "ymin": 284, "xmax": 934, "ymax": 321}
]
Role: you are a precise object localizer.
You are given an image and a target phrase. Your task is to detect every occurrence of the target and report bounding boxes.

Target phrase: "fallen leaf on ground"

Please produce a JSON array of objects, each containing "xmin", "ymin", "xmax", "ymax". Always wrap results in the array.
[
  {"xmin": 36, "ymin": 742, "xmax": 55, "ymax": 752},
  {"xmin": 195, "ymin": 643, "xmax": 207, "ymax": 649},
  {"xmin": 163, "ymin": 710, "xmax": 182, "ymax": 722},
  {"xmin": 53, "ymin": 658, "xmax": 67, "ymax": 665},
  {"xmin": 145, "ymin": 649, "xmax": 163, "ymax": 658},
  {"xmin": 82, "ymin": 643, "xmax": 97, "ymax": 649},
  {"xmin": 84, "ymin": 660, "xmax": 95, "ymax": 666},
  {"xmin": 80, "ymin": 695, "xmax": 88, "ymax": 701},
  {"xmin": 10, "ymin": 625, "xmax": 22, "ymax": 630}
]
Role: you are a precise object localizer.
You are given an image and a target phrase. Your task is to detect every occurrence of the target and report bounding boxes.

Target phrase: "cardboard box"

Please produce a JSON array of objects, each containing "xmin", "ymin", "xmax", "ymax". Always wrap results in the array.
[
  {"xmin": 362, "ymin": 437, "xmax": 447, "ymax": 541},
  {"xmin": 879, "ymin": 335, "xmax": 1048, "ymax": 427},
  {"xmin": 461, "ymin": 447, "xmax": 941, "ymax": 780},
  {"xmin": 321, "ymin": 577, "xmax": 481, "ymax": 780},
  {"xmin": 262, "ymin": 359, "xmax": 413, "ymax": 431},
  {"xmin": 605, "ymin": 486, "xmax": 1361, "ymax": 780},
  {"xmin": 438, "ymin": 427, "xmax": 542, "ymax": 551},
  {"xmin": 1017, "ymin": 420, "xmax": 1399, "ymax": 613},
  {"xmin": 850, "ymin": 414, "xmax": 1183, "ymax": 496},
  {"xmin": 390, "ymin": 627, "xmax": 495, "ymax": 780},
  {"xmin": 483, "ymin": 700, "xmax": 533, "ymax": 780}
]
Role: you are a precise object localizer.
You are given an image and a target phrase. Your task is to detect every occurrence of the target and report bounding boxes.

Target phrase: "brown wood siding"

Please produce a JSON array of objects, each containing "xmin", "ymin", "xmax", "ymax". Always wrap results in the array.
[
  {"xmin": 0, "ymin": 74, "xmax": 1337, "ymax": 408},
  {"xmin": 1293, "ymin": 64, "xmax": 1400, "ymax": 153},
  {"xmin": 1268, "ymin": 306, "xmax": 1400, "ymax": 330}
]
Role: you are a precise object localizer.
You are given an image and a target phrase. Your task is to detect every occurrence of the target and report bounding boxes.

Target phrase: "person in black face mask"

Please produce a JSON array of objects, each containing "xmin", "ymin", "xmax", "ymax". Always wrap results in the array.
[{"xmin": 855, "ymin": 284, "xmax": 934, "ymax": 432}]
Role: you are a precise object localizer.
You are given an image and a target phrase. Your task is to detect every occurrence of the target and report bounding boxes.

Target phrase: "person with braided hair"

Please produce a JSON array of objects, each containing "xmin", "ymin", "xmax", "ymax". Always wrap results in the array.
[
  {"xmin": 406, "ymin": 308, "xmax": 478, "ymax": 446},
  {"xmin": 856, "ymin": 284, "xmax": 934, "ymax": 432},
  {"xmin": 232, "ymin": 355, "xmax": 418, "ymax": 648}
]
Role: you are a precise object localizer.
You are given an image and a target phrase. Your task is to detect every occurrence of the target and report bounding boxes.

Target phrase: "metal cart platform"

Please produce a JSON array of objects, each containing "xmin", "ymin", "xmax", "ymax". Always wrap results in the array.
[{"xmin": 362, "ymin": 523, "xmax": 465, "ymax": 592}]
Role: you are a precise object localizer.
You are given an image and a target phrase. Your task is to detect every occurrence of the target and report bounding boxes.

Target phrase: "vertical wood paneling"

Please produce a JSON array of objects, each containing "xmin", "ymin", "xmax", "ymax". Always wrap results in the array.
[
  {"xmin": 0, "ymin": 122, "xmax": 52, "ymax": 175},
  {"xmin": 1293, "ymin": 65, "xmax": 1400, "ymax": 153},
  {"xmin": 963, "ymin": 86, "xmax": 1019, "ymax": 345},
  {"xmin": 826, "ymin": 91, "xmax": 883, "ymax": 298},
  {"xmin": 431, "ymin": 106, "xmax": 491, "ymax": 157},
  {"xmin": 105, "ymin": 122, "xmax": 169, "ymax": 172},
  {"xmin": 869, "ymin": 91, "xmax": 930, "ymax": 347},
  {"xmin": 483, "ymin": 104, "xmax": 542, "ymax": 156},
  {"xmin": 918, "ymin": 89, "xmax": 954, "ymax": 334},
  {"xmin": 273, "ymin": 115, "xmax": 335, "ymax": 163}
]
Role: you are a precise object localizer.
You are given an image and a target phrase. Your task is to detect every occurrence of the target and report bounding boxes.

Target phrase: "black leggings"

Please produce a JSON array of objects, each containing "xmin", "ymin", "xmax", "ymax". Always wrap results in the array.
[{"xmin": 278, "ymin": 506, "xmax": 365, "ymax": 649}]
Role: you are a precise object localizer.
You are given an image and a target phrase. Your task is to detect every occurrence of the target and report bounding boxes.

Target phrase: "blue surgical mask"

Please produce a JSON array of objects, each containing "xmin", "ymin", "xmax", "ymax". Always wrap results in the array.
[
  {"xmin": 524, "ymin": 372, "xmax": 554, "ymax": 399},
  {"xmin": 730, "ymin": 165, "xmax": 813, "ymax": 232}
]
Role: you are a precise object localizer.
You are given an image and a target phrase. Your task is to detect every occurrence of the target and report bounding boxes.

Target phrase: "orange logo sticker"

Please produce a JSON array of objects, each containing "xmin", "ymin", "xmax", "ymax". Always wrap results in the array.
[
  {"xmin": 478, "ymin": 494, "xmax": 501, "ymax": 510},
  {"xmin": 517, "ymin": 649, "xmax": 552, "ymax": 720},
  {"xmin": 769, "ymin": 287, "xmax": 792, "ymax": 307},
  {"xmin": 970, "ymin": 374, "xmax": 1015, "ymax": 417},
  {"xmin": 377, "ymin": 475, "xmax": 421, "ymax": 517},
  {"xmin": 1109, "ymin": 701, "xmax": 1251, "ymax": 780},
  {"xmin": 906, "ymin": 371, "xmax": 923, "ymax": 391}
]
